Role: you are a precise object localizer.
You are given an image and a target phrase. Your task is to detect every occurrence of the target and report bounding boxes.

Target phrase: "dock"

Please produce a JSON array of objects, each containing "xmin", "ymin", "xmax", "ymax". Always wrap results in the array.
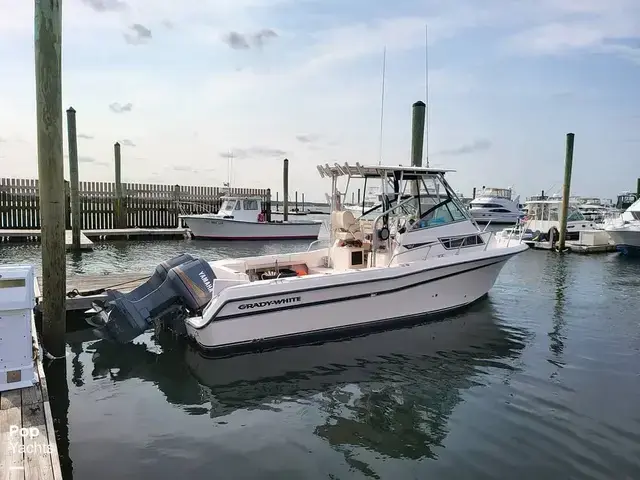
[
  {"xmin": 0, "ymin": 283, "xmax": 63, "ymax": 480},
  {"xmin": 0, "ymin": 227, "xmax": 189, "ymax": 248},
  {"xmin": 37, "ymin": 273, "xmax": 148, "ymax": 312},
  {"xmin": 523, "ymin": 229, "xmax": 618, "ymax": 254}
]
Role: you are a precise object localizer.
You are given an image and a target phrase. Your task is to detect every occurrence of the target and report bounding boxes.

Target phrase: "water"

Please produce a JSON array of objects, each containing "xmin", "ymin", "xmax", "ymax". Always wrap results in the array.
[{"xmin": 2, "ymin": 239, "xmax": 640, "ymax": 479}]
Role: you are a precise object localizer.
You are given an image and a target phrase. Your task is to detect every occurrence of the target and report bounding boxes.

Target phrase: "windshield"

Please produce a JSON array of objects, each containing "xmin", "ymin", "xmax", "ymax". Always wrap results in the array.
[{"xmin": 221, "ymin": 200, "xmax": 236, "ymax": 211}]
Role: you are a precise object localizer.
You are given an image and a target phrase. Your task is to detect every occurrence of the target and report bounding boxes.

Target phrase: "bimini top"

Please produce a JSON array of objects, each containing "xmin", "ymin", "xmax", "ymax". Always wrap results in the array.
[{"xmin": 316, "ymin": 162, "xmax": 454, "ymax": 179}]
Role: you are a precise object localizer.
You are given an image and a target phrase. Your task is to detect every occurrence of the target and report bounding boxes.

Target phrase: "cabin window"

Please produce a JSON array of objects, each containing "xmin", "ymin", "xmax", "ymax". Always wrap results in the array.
[
  {"xmin": 243, "ymin": 199, "xmax": 259, "ymax": 210},
  {"xmin": 235, "ymin": 201, "xmax": 242, "ymax": 210},
  {"xmin": 567, "ymin": 210, "xmax": 585, "ymax": 221},
  {"xmin": 472, "ymin": 203, "xmax": 503, "ymax": 209},
  {"xmin": 632, "ymin": 211, "xmax": 640, "ymax": 220},
  {"xmin": 440, "ymin": 235, "xmax": 484, "ymax": 249},
  {"xmin": 222, "ymin": 200, "xmax": 235, "ymax": 211},
  {"xmin": 489, "ymin": 208, "xmax": 512, "ymax": 213}
]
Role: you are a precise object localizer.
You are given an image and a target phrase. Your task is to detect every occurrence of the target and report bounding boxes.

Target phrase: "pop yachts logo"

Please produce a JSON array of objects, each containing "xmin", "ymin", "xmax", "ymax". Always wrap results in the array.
[{"xmin": 238, "ymin": 296, "xmax": 302, "ymax": 310}]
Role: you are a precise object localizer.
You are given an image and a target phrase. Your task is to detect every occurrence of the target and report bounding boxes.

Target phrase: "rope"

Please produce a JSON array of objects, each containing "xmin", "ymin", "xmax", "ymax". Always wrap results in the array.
[{"xmin": 66, "ymin": 275, "xmax": 149, "ymax": 298}]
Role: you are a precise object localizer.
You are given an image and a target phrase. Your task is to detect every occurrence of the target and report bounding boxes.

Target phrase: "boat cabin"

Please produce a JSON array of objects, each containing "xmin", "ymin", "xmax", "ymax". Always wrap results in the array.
[
  {"xmin": 524, "ymin": 199, "xmax": 594, "ymax": 239},
  {"xmin": 216, "ymin": 196, "xmax": 266, "ymax": 222}
]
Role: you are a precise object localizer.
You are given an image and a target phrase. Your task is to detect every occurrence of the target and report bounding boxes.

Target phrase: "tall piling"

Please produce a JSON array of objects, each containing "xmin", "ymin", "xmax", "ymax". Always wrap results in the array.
[
  {"xmin": 35, "ymin": 0, "xmax": 66, "ymax": 357},
  {"xmin": 472, "ymin": 187, "xmax": 476, "ymax": 199},
  {"xmin": 302, "ymin": 193, "xmax": 305, "ymax": 212},
  {"xmin": 410, "ymin": 101, "xmax": 426, "ymax": 196},
  {"xmin": 558, "ymin": 133, "xmax": 575, "ymax": 251},
  {"xmin": 114, "ymin": 142, "xmax": 124, "ymax": 228},
  {"xmin": 283, "ymin": 158, "xmax": 289, "ymax": 222},
  {"xmin": 66, "ymin": 107, "xmax": 81, "ymax": 250},
  {"xmin": 636, "ymin": 178, "xmax": 640, "ymax": 197}
]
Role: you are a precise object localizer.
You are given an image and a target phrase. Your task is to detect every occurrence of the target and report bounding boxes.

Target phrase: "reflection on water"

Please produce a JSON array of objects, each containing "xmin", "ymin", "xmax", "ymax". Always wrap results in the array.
[{"xmin": 5, "ymin": 236, "xmax": 640, "ymax": 478}]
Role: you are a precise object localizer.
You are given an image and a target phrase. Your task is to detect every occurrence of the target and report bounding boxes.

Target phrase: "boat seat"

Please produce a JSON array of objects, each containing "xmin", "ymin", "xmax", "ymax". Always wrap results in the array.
[{"xmin": 331, "ymin": 210, "xmax": 363, "ymax": 241}]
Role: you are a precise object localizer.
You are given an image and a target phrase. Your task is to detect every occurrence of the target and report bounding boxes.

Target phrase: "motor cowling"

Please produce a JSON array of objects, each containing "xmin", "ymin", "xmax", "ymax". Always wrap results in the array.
[{"xmin": 87, "ymin": 254, "xmax": 215, "ymax": 343}]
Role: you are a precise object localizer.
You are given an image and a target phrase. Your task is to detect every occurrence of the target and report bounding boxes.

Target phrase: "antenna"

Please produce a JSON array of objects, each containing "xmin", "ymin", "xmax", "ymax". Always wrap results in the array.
[
  {"xmin": 425, "ymin": 24, "xmax": 430, "ymax": 168},
  {"xmin": 378, "ymin": 46, "xmax": 387, "ymax": 166}
]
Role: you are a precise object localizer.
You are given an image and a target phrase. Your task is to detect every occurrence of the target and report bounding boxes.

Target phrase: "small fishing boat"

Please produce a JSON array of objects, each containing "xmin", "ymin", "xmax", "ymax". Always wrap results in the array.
[
  {"xmin": 179, "ymin": 194, "xmax": 322, "ymax": 240},
  {"xmin": 87, "ymin": 162, "xmax": 528, "ymax": 353}
]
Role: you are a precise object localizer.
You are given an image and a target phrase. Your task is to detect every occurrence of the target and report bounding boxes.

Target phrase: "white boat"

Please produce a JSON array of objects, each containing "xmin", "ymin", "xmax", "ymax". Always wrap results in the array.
[
  {"xmin": 180, "ymin": 194, "xmax": 322, "ymax": 240},
  {"xmin": 88, "ymin": 163, "xmax": 528, "ymax": 353},
  {"xmin": 523, "ymin": 198, "xmax": 596, "ymax": 241},
  {"xmin": 604, "ymin": 196, "xmax": 640, "ymax": 256},
  {"xmin": 469, "ymin": 187, "xmax": 523, "ymax": 224}
]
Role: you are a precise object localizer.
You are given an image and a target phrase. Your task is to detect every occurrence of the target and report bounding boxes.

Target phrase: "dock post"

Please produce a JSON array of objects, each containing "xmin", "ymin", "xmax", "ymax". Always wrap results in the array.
[
  {"xmin": 266, "ymin": 188, "xmax": 272, "ymax": 222},
  {"xmin": 35, "ymin": 0, "xmax": 66, "ymax": 357},
  {"xmin": 636, "ymin": 178, "xmax": 640, "ymax": 197},
  {"xmin": 114, "ymin": 142, "xmax": 125, "ymax": 228},
  {"xmin": 302, "ymin": 193, "xmax": 305, "ymax": 212},
  {"xmin": 410, "ymin": 101, "xmax": 426, "ymax": 196},
  {"xmin": 283, "ymin": 158, "xmax": 289, "ymax": 222},
  {"xmin": 472, "ymin": 187, "xmax": 476, "ymax": 199},
  {"xmin": 295, "ymin": 191, "xmax": 298, "ymax": 212},
  {"xmin": 275, "ymin": 191, "xmax": 279, "ymax": 212},
  {"xmin": 357, "ymin": 188, "xmax": 361, "ymax": 205},
  {"xmin": 67, "ymin": 107, "xmax": 81, "ymax": 250},
  {"xmin": 558, "ymin": 133, "xmax": 575, "ymax": 251}
]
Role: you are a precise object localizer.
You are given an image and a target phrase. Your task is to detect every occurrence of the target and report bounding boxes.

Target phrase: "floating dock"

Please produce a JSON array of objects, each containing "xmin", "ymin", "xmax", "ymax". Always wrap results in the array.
[
  {"xmin": 523, "ymin": 229, "xmax": 617, "ymax": 254},
  {"xmin": 0, "ymin": 282, "xmax": 63, "ymax": 480},
  {"xmin": 0, "ymin": 228, "xmax": 189, "ymax": 249},
  {"xmin": 37, "ymin": 273, "xmax": 148, "ymax": 312}
]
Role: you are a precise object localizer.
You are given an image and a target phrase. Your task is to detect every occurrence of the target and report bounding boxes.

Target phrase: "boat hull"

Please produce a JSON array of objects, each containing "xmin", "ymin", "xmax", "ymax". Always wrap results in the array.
[
  {"xmin": 605, "ymin": 227, "xmax": 640, "ymax": 256},
  {"xmin": 182, "ymin": 215, "xmax": 322, "ymax": 240},
  {"xmin": 470, "ymin": 212, "xmax": 522, "ymax": 224},
  {"xmin": 185, "ymin": 249, "xmax": 524, "ymax": 352}
]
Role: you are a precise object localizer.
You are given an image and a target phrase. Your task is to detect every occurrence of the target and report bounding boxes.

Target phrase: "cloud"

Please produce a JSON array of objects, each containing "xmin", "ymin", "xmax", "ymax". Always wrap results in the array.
[
  {"xmin": 124, "ymin": 24, "xmax": 152, "ymax": 45},
  {"xmin": 219, "ymin": 146, "xmax": 286, "ymax": 159},
  {"xmin": 295, "ymin": 134, "xmax": 320, "ymax": 144},
  {"xmin": 81, "ymin": 0, "xmax": 128, "ymax": 12},
  {"xmin": 120, "ymin": 138, "xmax": 136, "ymax": 147},
  {"xmin": 252, "ymin": 29, "xmax": 278, "ymax": 47},
  {"xmin": 222, "ymin": 31, "xmax": 251, "ymax": 50},
  {"xmin": 222, "ymin": 29, "xmax": 278, "ymax": 50},
  {"xmin": 162, "ymin": 20, "xmax": 174, "ymax": 29},
  {"xmin": 77, "ymin": 133, "xmax": 94, "ymax": 139},
  {"xmin": 109, "ymin": 102, "xmax": 133, "ymax": 113},
  {"xmin": 79, "ymin": 156, "xmax": 109, "ymax": 167},
  {"xmin": 437, "ymin": 139, "xmax": 492, "ymax": 156}
]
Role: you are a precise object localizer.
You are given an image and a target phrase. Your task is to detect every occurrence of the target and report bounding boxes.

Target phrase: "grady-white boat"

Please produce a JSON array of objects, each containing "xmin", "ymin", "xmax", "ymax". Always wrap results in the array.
[
  {"xmin": 87, "ymin": 163, "xmax": 528, "ymax": 353},
  {"xmin": 604, "ymin": 197, "xmax": 640, "ymax": 256},
  {"xmin": 469, "ymin": 187, "xmax": 523, "ymax": 224},
  {"xmin": 180, "ymin": 194, "xmax": 322, "ymax": 240}
]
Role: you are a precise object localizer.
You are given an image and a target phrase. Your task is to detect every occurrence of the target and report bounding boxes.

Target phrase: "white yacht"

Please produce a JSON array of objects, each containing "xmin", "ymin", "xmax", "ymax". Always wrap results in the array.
[
  {"xmin": 604, "ymin": 197, "xmax": 640, "ymax": 256},
  {"xmin": 87, "ymin": 162, "xmax": 528, "ymax": 353},
  {"xmin": 179, "ymin": 194, "xmax": 322, "ymax": 241},
  {"xmin": 469, "ymin": 187, "xmax": 523, "ymax": 224}
]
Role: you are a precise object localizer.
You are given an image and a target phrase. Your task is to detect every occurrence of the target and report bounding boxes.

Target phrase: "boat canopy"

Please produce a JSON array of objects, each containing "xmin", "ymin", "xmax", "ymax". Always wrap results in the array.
[{"xmin": 316, "ymin": 162, "xmax": 454, "ymax": 179}]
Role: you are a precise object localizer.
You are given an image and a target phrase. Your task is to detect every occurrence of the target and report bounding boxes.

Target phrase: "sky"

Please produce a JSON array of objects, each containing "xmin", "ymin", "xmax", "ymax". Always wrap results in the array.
[{"xmin": 0, "ymin": 0, "xmax": 639, "ymax": 203}]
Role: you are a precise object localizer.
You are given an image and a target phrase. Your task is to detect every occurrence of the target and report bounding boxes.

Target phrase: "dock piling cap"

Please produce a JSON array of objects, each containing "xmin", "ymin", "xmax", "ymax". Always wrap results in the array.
[{"xmin": 413, "ymin": 101, "xmax": 426, "ymax": 107}]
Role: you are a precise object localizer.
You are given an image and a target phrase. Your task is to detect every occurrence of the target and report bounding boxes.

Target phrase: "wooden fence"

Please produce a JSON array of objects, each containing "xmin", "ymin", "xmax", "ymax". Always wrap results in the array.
[{"xmin": 0, "ymin": 178, "xmax": 271, "ymax": 230}]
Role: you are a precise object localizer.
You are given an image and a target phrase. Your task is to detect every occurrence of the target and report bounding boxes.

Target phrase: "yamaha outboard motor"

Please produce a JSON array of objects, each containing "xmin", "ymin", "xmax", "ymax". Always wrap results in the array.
[{"xmin": 87, "ymin": 254, "xmax": 216, "ymax": 343}]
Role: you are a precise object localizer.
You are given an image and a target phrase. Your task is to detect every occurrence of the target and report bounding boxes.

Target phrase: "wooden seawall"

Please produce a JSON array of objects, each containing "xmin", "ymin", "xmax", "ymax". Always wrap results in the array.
[{"xmin": 0, "ymin": 178, "xmax": 271, "ymax": 230}]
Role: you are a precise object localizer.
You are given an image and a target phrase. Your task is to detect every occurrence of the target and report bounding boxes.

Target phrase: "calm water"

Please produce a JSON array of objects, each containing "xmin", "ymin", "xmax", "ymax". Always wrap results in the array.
[{"xmin": 2, "ymin": 238, "xmax": 640, "ymax": 479}]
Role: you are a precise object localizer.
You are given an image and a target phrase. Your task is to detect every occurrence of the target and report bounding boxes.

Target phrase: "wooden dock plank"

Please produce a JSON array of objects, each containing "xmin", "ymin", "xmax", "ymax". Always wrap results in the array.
[
  {"xmin": 0, "ymin": 407, "xmax": 24, "ymax": 480},
  {"xmin": 0, "ymin": 230, "xmax": 93, "ymax": 250}
]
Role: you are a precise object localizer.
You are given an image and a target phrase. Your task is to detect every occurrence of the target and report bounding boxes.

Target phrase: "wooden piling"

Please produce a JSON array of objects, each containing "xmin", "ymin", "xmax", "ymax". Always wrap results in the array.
[
  {"xmin": 266, "ymin": 188, "xmax": 272, "ymax": 221},
  {"xmin": 283, "ymin": 158, "xmax": 289, "ymax": 221},
  {"xmin": 295, "ymin": 191, "xmax": 298, "ymax": 211},
  {"xmin": 472, "ymin": 187, "xmax": 476, "ymax": 199},
  {"xmin": 357, "ymin": 188, "xmax": 361, "ymax": 204},
  {"xmin": 411, "ymin": 101, "xmax": 426, "ymax": 167},
  {"xmin": 636, "ymin": 178, "xmax": 640, "ymax": 197},
  {"xmin": 558, "ymin": 133, "xmax": 575, "ymax": 251},
  {"xmin": 301, "ymin": 193, "xmax": 305, "ymax": 212},
  {"xmin": 114, "ymin": 142, "xmax": 125, "ymax": 228},
  {"xmin": 66, "ymin": 107, "xmax": 81, "ymax": 250},
  {"xmin": 35, "ymin": 0, "xmax": 66, "ymax": 357}
]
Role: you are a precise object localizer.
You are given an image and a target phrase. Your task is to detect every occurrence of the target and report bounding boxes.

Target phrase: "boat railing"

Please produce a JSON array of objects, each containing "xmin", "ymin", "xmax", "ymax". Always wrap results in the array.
[
  {"xmin": 177, "ymin": 201, "xmax": 216, "ymax": 216},
  {"xmin": 307, "ymin": 238, "xmax": 330, "ymax": 252},
  {"xmin": 370, "ymin": 196, "xmax": 420, "ymax": 266}
]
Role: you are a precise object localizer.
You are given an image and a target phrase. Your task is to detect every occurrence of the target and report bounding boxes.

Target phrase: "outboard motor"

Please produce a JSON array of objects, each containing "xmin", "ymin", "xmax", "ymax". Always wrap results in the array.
[{"xmin": 87, "ymin": 254, "xmax": 216, "ymax": 343}]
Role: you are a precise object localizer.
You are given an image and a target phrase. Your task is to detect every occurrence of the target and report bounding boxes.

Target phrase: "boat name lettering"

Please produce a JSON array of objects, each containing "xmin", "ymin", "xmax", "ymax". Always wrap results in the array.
[{"xmin": 238, "ymin": 296, "xmax": 302, "ymax": 310}]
